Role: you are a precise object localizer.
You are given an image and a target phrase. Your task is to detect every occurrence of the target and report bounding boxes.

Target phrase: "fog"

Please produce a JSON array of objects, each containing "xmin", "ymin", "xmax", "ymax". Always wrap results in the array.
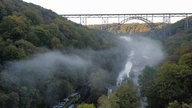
[
  {"xmin": 1, "ymin": 51, "xmax": 91, "ymax": 87},
  {"xmin": 0, "ymin": 38, "xmax": 128, "ymax": 104},
  {"xmin": 129, "ymin": 36, "xmax": 165, "ymax": 66},
  {"xmin": 117, "ymin": 36, "xmax": 165, "ymax": 85},
  {"xmin": 0, "ymin": 35, "xmax": 165, "ymax": 105}
]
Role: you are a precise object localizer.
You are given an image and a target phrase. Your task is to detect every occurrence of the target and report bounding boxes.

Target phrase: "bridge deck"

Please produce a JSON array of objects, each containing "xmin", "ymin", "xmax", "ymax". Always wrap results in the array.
[
  {"xmin": 62, "ymin": 13, "xmax": 192, "ymax": 18},
  {"xmin": 61, "ymin": 13, "xmax": 192, "ymax": 28}
]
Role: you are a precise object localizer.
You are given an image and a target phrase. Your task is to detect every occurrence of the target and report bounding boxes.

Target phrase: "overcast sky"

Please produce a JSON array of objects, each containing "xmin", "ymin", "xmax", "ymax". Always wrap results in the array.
[
  {"xmin": 22, "ymin": 0, "xmax": 192, "ymax": 24},
  {"xmin": 23, "ymin": 0, "xmax": 192, "ymax": 14}
]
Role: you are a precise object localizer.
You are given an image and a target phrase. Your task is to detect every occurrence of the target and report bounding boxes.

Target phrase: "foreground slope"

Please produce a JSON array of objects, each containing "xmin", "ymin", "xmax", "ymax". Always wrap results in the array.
[{"xmin": 138, "ymin": 17, "xmax": 192, "ymax": 108}]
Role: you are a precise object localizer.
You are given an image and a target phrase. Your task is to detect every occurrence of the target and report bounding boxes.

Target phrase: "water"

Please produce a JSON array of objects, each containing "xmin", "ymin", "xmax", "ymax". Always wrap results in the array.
[
  {"xmin": 116, "ymin": 36, "xmax": 164, "ymax": 108},
  {"xmin": 116, "ymin": 36, "xmax": 152, "ymax": 86},
  {"xmin": 116, "ymin": 61, "xmax": 132, "ymax": 86},
  {"xmin": 116, "ymin": 36, "xmax": 134, "ymax": 86}
]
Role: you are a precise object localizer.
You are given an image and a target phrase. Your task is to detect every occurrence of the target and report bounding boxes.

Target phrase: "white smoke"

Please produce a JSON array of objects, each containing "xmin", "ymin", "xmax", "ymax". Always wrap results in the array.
[
  {"xmin": 116, "ymin": 36, "xmax": 165, "ymax": 85},
  {"xmin": 117, "ymin": 36, "xmax": 133, "ymax": 85},
  {"xmin": 0, "ymin": 35, "xmax": 165, "ymax": 103},
  {"xmin": 1, "ymin": 51, "xmax": 91, "ymax": 87}
]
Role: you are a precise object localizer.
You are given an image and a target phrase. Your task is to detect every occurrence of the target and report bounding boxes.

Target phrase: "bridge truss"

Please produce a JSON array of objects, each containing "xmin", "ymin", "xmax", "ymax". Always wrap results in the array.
[{"xmin": 62, "ymin": 13, "xmax": 192, "ymax": 30}]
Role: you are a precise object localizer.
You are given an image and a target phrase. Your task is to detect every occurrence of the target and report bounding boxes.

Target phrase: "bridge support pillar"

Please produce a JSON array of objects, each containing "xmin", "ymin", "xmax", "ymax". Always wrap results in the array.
[
  {"xmin": 80, "ymin": 16, "xmax": 87, "ymax": 25},
  {"xmin": 185, "ymin": 14, "xmax": 189, "ymax": 29},
  {"xmin": 102, "ymin": 17, "xmax": 109, "ymax": 24},
  {"xmin": 163, "ymin": 15, "xmax": 171, "ymax": 24},
  {"xmin": 101, "ymin": 17, "xmax": 109, "ymax": 30}
]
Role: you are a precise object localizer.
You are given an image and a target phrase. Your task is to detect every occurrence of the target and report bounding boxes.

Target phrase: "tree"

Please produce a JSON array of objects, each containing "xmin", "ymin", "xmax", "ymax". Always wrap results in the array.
[
  {"xmin": 14, "ymin": 39, "xmax": 38, "ymax": 55},
  {"xmin": 19, "ymin": 86, "xmax": 32, "ymax": 108},
  {"xmin": 179, "ymin": 53, "xmax": 192, "ymax": 68},
  {"xmin": 1, "ymin": 44, "xmax": 26, "ymax": 61},
  {"xmin": 89, "ymin": 69, "xmax": 111, "ymax": 102},
  {"xmin": 77, "ymin": 103, "xmax": 95, "ymax": 108},
  {"xmin": 50, "ymin": 37, "xmax": 64, "ymax": 49},
  {"xmin": 19, "ymin": 86, "xmax": 42, "ymax": 108},
  {"xmin": 0, "ymin": 92, "xmax": 19, "ymax": 108},
  {"xmin": 116, "ymin": 85, "xmax": 140, "ymax": 108},
  {"xmin": 167, "ymin": 100, "xmax": 181, "ymax": 108},
  {"xmin": 98, "ymin": 94, "xmax": 120, "ymax": 108},
  {"xmin": 44, "ymin": 79, "xmax": 74, "ymax": 106},
  {"xmin": 0, "ymin": 93, "xmax": 9, "ymax": 108},
  {"xmin": 25, "ymin": 31, "xmax": 40, "ymax": 46},
  {"xmin": 23, "ymin": 7, "xmax": 43, "ymax": 25},
  {"xmin": 7, "ymin": 92, "xmax": 19, "ymax": 108},
  {"xmin": 29, "ymin": 26, "xmax": 51, "ymax": 47},
  {"xmin": 0, "ymin": 0, "xmax": 15, "ymax": 19},
  {"xmin": 167, "ymin": 100, "xmax": 192, "ymax": 108},
  {"xmin": 145, "ymin": 64, "xmax": 192, "ymax": 108},
  {"xmin": 0, "ymin": 0, "xmax": 118, "ymax": 107},
  {"xmin": 0, "ymin": 15, "xmax": 29, "ymax": 41},
  {"xmin": 138, "ymin": 66, "xmax": 158, "ymax": 96}
]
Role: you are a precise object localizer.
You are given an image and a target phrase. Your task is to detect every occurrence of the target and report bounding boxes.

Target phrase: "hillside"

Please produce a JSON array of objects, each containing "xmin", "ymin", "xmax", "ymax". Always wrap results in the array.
[
  {"xmin": 0, "ymin": 0, "xmax": 192, "ymax": 108},
  {"xmin": 0, "ymin": 0, "xmax": 114, "ymax": 63},
  {"xmin": 138, "ymin": 17, "xmax": 192, "ymax": 108},
  {"xmin": 91, "ymin": 15, "xmax": 192, "ymax": 108},
  {"xmin": 88, "ymin": 23, "xmax": 165, "ymax": 34},
  {"xmin": 0, "ymin": 0, "xmax": 122, "ymax": 107}
]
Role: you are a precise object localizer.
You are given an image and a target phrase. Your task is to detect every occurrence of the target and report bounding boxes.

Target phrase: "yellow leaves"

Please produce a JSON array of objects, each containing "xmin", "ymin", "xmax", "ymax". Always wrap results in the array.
[
  {"xmin": 77, "ymin": 103, "xmax": 95, "ymax": 108},
  {"xmin": 8, "ymin": 15, "xmax": 23, "ymax": 25}
]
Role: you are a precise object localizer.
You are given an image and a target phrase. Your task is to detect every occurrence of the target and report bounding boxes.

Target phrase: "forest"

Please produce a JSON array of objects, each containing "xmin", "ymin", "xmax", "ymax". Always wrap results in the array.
[
  {"xmin": 88, "ymin": 23, "xmax": 165, "ymax": 34},
  {"xmin": 0, "ymin": 0, "xmax": 192, "ymax": 108}
]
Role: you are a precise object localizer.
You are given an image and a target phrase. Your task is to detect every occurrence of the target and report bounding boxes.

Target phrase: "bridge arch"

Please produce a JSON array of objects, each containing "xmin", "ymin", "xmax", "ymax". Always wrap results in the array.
[{"xmin": 119, "ymin": 16, "xmax": 156, "ymax": 31}]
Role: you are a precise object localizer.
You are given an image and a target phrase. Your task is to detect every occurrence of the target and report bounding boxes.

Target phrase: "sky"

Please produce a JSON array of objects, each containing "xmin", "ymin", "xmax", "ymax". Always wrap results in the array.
[{"xmin": 22, "ymin": 0, "xmax": 192, "ymax": 24}]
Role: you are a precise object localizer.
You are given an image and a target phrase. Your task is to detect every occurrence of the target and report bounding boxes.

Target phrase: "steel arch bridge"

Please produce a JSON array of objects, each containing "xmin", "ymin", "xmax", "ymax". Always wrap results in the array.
[
  {"xmin": 61, "ymin": 13, "xmax": 192, "ymax": 30},
  {"xmin": 119, "ymin": 16, "xmax": 156, "ymax": 30}
]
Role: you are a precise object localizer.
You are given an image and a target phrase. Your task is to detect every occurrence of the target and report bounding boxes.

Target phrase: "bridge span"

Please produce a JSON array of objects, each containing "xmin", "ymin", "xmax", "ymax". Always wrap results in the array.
[{"xmin": 62, "ymin": 13, "xmax": 192, "ymax": 30}]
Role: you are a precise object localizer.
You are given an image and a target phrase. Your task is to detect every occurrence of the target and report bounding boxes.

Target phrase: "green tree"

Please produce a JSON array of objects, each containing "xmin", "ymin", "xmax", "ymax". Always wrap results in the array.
[
  {"xmin": 18, "ymin": 87, "xmax": 42, "ymax": 108},
  {"xmin": 7, "ymin": 92, "xmax": 19, "ymax": 108},
  {"xmin": 167, "ymin": 100, "xmax": 192, "ymax": 108},
  {"xmin": 0, "ymin": 0, "xmax": 15, "ymax": 19},
  {"xmin": 19, "ymin": 86, "xmax": 32, "ymax": 108},
  {"xmin": 50, "ymin": 37, "xmax": 64, "ymax": 49},
  {"xmin": 0, "ymin": 93, "xmax": 9, "ymax": 108},
  {"xmin": 89, "ymin": 69, "xmax": 110, "ymax": 101},
  {"xmin": 179, "ymin": 53, "xmax": 192, "ymax": 68},
  {"xmin": 138, "ymin": 66, "xmax": 158, "ymax": 96},
  {"xmin": 29, "ymin": 26, "xmax": 51, "ymax": 47},
  {"xmin": 25, "ymin": 31, "xmax": 40, "ymax": 46},
  {"xmin": 167, "ymin": 100, "xmax": 181, "ymax": 108},
  {"xmin": 0, "ymin": 92, "xmax": 19, "ymax": 108},
  {"xmin": 44, "ymin": 79, "xmax": 74, "ymax": 105},
  {"xmin": 116, "ymin": 85, "xmax": 140, "ymax": 108},
  {"xmin": 23, "ymin": 7, "xmax": 43, "ymax": 25},
  {"xmin": 146, "ymin": 64, "xmax": 192, "ymax": 108},
  {"xmin": 0, "ymin": 15, "xmax": 29, "ymax": 41},
  {"xmin": 1, "ymin": 44, "xmax": 26, "ymax": 61},
  {"xmin": 98, "ymin": 94, "xmax": 120, "ymax": 108},
  {"xmin": 14, "ymin": 39, "xmax": 38, "ymax": 55}
]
